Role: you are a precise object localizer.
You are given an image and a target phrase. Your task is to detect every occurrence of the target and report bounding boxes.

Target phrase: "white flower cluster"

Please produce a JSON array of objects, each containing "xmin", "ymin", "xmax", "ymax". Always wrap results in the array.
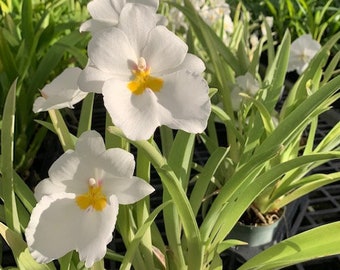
[
  {"xmin": 28, "ymin": 0, "xmax": 212, "ymax": 267},
  {"xmin": 34, "ymin": 0, "xmax": 211, "ymax": 141},
  {"xmin": 168, "ymin": 0, "xmax": 233, "ymax": 36}
]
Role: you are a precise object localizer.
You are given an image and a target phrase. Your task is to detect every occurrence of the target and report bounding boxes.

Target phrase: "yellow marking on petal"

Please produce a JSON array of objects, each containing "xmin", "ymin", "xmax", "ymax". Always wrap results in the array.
[
  {"xmin": 76, "ymin": 179, "xmax": 107, "ymax": 211},
  {"xmin": 127, "ymin": 58, "xmax": 163, "ymax": 95}
]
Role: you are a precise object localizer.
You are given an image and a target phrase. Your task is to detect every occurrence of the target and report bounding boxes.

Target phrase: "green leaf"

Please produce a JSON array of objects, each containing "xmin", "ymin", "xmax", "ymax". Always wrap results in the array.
[
  {"xmin": 168, "ymin": 130, "xmax": 195, "ymax": 187},
  {"xmin": 321, "ymin": 50, "xmax": 340, "ymax": 86},
  {"xmin": 0, "ymin": 28, "xmax": 17, "ymax": 82},
  {"xmin": 240, "ymin": 93, "xmax": 275, "ymax": 135},
  {"xmin": 200, "ymin": 144, "xmax": 282, "ymax": 242},
  {"xmin": 1, "ymin": 79, "xmax": 20, "ymax": 233},
  {"xmin": 120, "ymin": 201, "xmax": 172, "ymax": 270},
  {"xmin": 281, "ymin": 31, "xmax": 340, "ymax": 117},
  {"xmin": 0, "ymin": 222, "xmax": 56, "ymax": 270},
  {"xmin": 77, "ymin": 93, "xmax": 94, "ymax": 137},
  {"xmin": 13, "ymin": 171, "xmax": 36, "ymax": 213},
  {"xmin": 29, "ymin": 31, "xmax": 86, "ymax": 91},
  {"xmin": 190, "ymin": 147, "xmax": 228, "ymax": 216},
  {"xmin": 263, "ymin": 30, "xmax": 290, "ymax": 112},
  {"xmin": 48, "ymin": 109, "xmax": 75, "ymax": 151},
  {"xmin": 315, "ymin": 120, "xmax": 340, "ymax": 152},
  {"xmin": 275, "ymin": 172, "xmax": 340, "ymax": 209},
  {"xmin": 34, "ymin": 119, "xmax": 77, "ymax": 147},
  {"xmin": 217, "ymin": 239, "xmax": 247, "ymax": 254},
  {"xmin": 239, "ymin": 222, "xmax": 340, "ymax": 270},
  {"xmin": 259, "ymin": 75, "xmax": 340, "ymax": 154},
  {"xmin": 21, "ymin": 0, "xmax": 34, "ymax": 51}
]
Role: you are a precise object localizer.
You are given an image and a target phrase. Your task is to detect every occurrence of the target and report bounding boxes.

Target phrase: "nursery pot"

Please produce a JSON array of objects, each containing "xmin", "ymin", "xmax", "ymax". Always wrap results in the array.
[{"xmin": 227, "ymin": 208, "xmax": 286, "ymax": 247}]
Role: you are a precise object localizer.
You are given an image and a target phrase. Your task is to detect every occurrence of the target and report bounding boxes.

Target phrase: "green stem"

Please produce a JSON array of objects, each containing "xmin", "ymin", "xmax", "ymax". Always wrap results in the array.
[
  {"xmin": 48, "ymin": 109, "xmax": 74, "ymax": 151},
  {"xmin": 1, "ymin": 79, "xmax": 20, "ymax": 233},
  {"xmin": 135, "ymin": 148, "xmax": 154, "ymax": 268},
  {"xmin": 108, "ymin": 126, "xmax": 203, "ymax": 269},
  {"xmin": 160, "ymin": 126, "xmax": 174, "ymax": 158},
  {"xmin": 77, "ymin": 93, "xmax": 94, "ymax": 137}
]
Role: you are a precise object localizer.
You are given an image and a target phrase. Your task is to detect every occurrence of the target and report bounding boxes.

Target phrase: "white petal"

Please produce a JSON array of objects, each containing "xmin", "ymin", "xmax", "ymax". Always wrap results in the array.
[
  {"xmin": 87, "ymin": 0, "xmax": 120, "ymax": 22},
  {"xmin": 98, "ymin": 148, "xmax": 136, "ymax": 178},
  {"xmin": 47, "ymin": 150, "xmax": 89, "ymax": 195},
  {"xmin": 33, "ymin": 67, "xmax": 87, "ymax": 113},
  {"xmin": 178, "ymin": 54, "xmax": 206, "ymax": 74},
  {"xmin": 157, "ymin": 53, "xmax": 206, "ymax": 76},
  {"xmin": 288, "ymin": 34, "xmax": 321, "ymax": 74},
  {"xmin": 156, "ymin": 70, "xmax": 210, "ymax": 133},
  {"xmin": 142, "ymin": 26, "xmax": 188, "ymax": 74},
  {"xmin": 236, "ymin": 72, "xmax": 259, "ymax": 96},
  {"xmin": 76, "ymin": 195, "xmax": 119, "ymax": 268},
  {"xmin": 78, "ymin": 62, "xmax": 113, "ymax": 93},
  {"xmin": 103, "ymin": 175, "xmax": 154, "ymax": 204},
  {"xmin": 48, "ymin": 151, "xmax": 79, "ymax": 183},
  {"xmin": 88, "ymin": 27, "xmax": 136, "ymax": 76},
  {"xmin": 80, "ymin": 19, "xmax": 113, "ymax": 33},
  {"xmin": 231, "ymin": 87, "xmax": 242, "ymax": 111},
  {"xmin": 41, "ymin": 67, "xmax": 81, "ymax": 96},
  {"xmin": 102, "ymin": 79, "xmax": 160, "ymax": 140},
  {"xmin": 128, "ymin": 0, "xmax": 158, "ymax": 10},
  {"xmin": 118, "ymin": 3, "xmax": 158, "ymax": 55},
  {"xmin": 291, "ymin": 34, "xmax": 320, "ymax": 52},
  {"xmin": 25, "ymin": 193, "xmax": 80, "ymax": 264},
  {"xmin": 25, "ymin": 193, "xmax": 119, "ymax": 268},
  {"xmin": 75, "ymin": 130, "xmax": 106, "ymax": 158},
  {"xmin": 34, "ymin": 178, "xmax": 67, "ymax": 201}
]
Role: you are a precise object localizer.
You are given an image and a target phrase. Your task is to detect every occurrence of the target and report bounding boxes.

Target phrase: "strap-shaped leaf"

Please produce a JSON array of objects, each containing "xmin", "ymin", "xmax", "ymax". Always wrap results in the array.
[{"xmin": 239, "ymin": 222, "xmax": 340, "ymax": 270}]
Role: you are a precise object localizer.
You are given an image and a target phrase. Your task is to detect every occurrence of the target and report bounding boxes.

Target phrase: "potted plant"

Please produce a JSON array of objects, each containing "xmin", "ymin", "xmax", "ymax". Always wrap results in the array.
[{"xmin": 177, "ymin": 0, "xmax": 340, "ymax": 262}]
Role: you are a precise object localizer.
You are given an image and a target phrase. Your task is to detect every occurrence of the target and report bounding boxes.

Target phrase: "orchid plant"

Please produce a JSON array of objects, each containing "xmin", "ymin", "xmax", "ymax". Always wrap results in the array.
[{"xmin": 1, "ymin": 1, "xmax": 340, "ymax": 270}]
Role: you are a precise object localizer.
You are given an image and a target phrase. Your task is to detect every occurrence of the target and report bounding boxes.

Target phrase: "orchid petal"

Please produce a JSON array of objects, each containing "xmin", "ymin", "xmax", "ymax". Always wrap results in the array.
[
  {"xmin": 156, "ymin": 70, "xmax": 210, "ymax": 133},
  {"xmin": 129, "ymin": 0, "xmax": 158, "ymax": 9},
  {"xmin": 118, "ymin": 3, "xmax": 158, "ymax": 55},
  {"xmin": 33, "ymin": 67, "xmax": 87, "ymax": 113},
  {"xmin": 88, "ymin": 27, "xmax": 136, "ymax": 76},
  {"xmin": 47, "ymin": 151, "xmax": 88, "ymax": 194},
  {"xmin": 75, "ymin": 130, "xmax": 106, "ymax": 158},
  {"xmin": 80, "ymin": 19, "xmax": 115, "ymax": 33},
  {"xmin": 143, "ymin": 26, "xmax": 188, "ymax": 74},
  {"xmin": 76, "ymin": 195, "xmax": 118, "ymax": 268},
  {"xmin": 87, "ymin": 0, "xmax": 120, "ymax": 22},
  {"xmin": 34, "ymin": 178, "xmax": 66, "ymax": 201},
  {"xmin": 102, "ymin": 175, "xmax": 154, "ymax": 204},
  {"xmin": 25, "ymin": 193, "xmax": 118, "ymax": 268},
  {"xmin": 102, "ymin": 79, "xmax": 160, "ymax": 140},
  {"xmin": 78, "ymin": 62, "xmax": 113, "ymax": 93},
  {"xmin": 98, "ymin": 148, "xmax": 136, "ymax": 178},
  {"xmin": 25, "ymin": 193, "xmax": 81, "ymax": 264}
]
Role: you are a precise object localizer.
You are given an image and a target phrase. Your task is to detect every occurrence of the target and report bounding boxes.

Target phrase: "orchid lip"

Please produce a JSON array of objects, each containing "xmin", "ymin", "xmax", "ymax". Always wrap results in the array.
[
  {"xmin": 75, "ymin": 178, "xmax": 107, "ymax": 211},
  {"xmin": 127, "ymin": 57, "xmax": 164, "ymax": 95}
]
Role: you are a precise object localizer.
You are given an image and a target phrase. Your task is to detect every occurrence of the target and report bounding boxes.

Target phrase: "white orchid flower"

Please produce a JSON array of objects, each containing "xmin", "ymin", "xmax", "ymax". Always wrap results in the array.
[
  {"xmin": 231, "ymin": 72, "xmax": 260, "ymax": 111},
  {"xmin": 33, "ymin": 67, "xmax": 87, "ymax": 113},
  {"xmin": 80, "ymin": 0, "xmax": 161, "ymax": 33},
  {"xmin": 78, "ymin": 3, "xmax": 211, "ymax": 141},
  {"xmin": 25, "ymin": 130, "xmax": 154, "ymax": 268},
  {"xmin": 287, "ymin": 34, "xmax": 321, "ymax": 75}
]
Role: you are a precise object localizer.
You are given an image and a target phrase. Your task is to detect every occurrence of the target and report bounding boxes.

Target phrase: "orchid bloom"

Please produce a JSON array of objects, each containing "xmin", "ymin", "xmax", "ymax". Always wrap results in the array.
[
  {"xmin": 80, "ymin": 0, "xmax": 161, "ymax": 33},
  {"xmin": 33, "ymin": 67, "xmax": 87, "ymax": 113},
  {"xmin": 25, "ymin": 130, "xmax": 154, "ymax": 268},
  {"xmin": 200, "ymin": 0, "xmax": 233, "ymax": 34},
  {"xmin": 78, "ymin": 3, "xmax": 210, "ymax": 140},
  {"xmin": 287, "ymin": 34, "xmax": 321, "ymax": 75},
  {"xmin": 231, "ymin": 72, "xmax": 260, "ymax": 111}
]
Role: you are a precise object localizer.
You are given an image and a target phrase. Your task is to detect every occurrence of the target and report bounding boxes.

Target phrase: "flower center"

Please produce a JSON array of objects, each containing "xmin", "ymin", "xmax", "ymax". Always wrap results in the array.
[
  {"xmin": 127, "ymin": 57, "xmax": 164, "ymax": 95},
  {"xmin": 75, "ymin": 178, "xmax": 107, "ymax": 211}
]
